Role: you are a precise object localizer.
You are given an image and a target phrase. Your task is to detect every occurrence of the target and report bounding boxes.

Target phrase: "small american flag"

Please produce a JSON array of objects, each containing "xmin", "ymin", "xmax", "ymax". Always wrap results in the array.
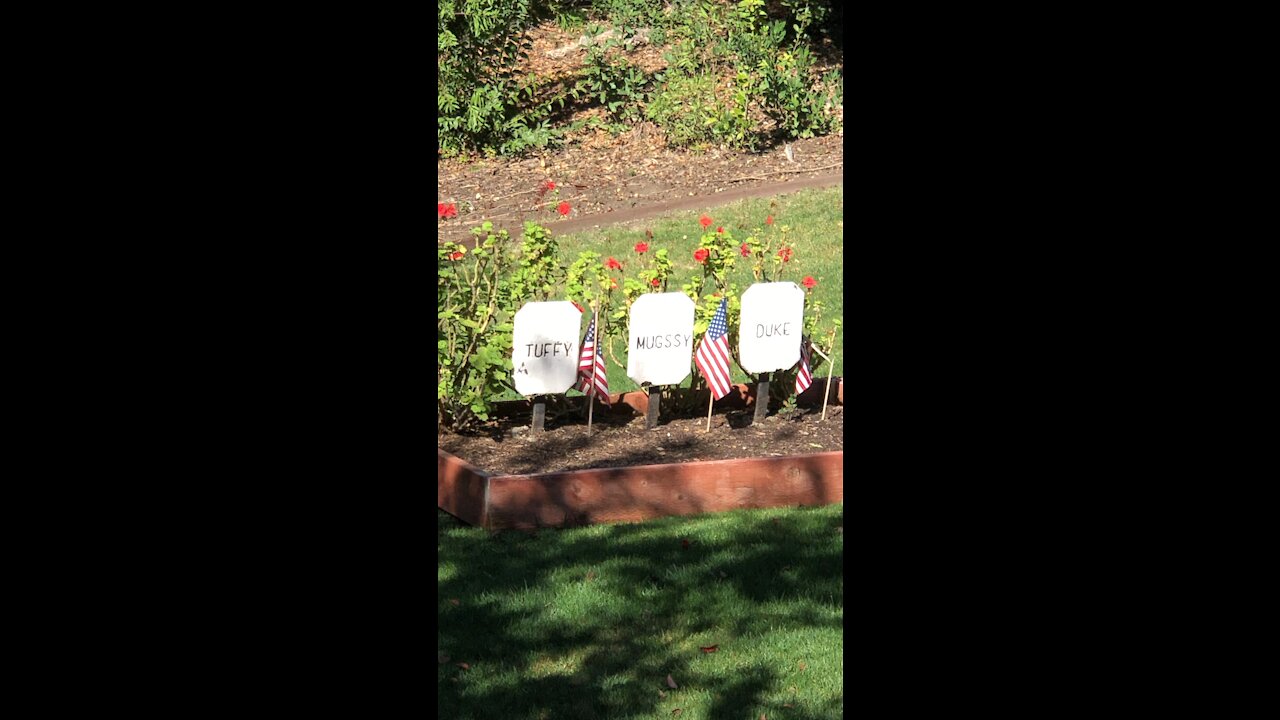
[
  {"xmin": 695, "ymin": 298, "xmax": 733, "ymax": 400},
  {"xmin": 795, "ymin": 335, "xmax": 813, "ymax": 395},
  {"xmin": 577, "ymin": 314, "xmax": 609, "ymax": 400}
]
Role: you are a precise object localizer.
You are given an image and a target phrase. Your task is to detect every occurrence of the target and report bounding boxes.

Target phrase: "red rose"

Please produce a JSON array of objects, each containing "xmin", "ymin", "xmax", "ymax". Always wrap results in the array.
[
  {"xmin": 605, "ymin": 257, "xmax": 622, "ymax": 270},
  {"xmin": 717, "ymin": 226, "xmax": 724, "ymax": 234},
  {"xmin": 740, "ymin": 243, "xmax": 750, "ymax": 257},
  {"xmin": 765, "ymin": 215, "xmax": 774, "ymax": 225},
  {"xmin": 449, "ymin": 251, "xmax": 463, "ymax": 261},
  {"xmin": 693, "ymin": 248, "xmax": 710, "ymax": 263},
  {"xmin": 650, "ymin": 277, "xmax": 661, "ymax": 287},
  {"xmin": 546, "ymin": 181, "xmax": 556, "ymax": 190},
  {"xmin": 558, "ymin": 201, "xmax": 571, "ymax": 216},
  {"xmin": 634, "ymin": 241, "xmax": 649, "ymax": 254},
  {"xmin": 802, "ymin": 276, "xmax": 817, "ymax": 288},
  {"xmin": 699, "ymin": 215, "xmax": 712, "ymax": 229},
  {"xmin": 438, "ymin": 202, "xmax": 458, "ymax": 219},
  {"xmin": 777, "ymin": 246, "xmax": 793, "ymax": 262}
]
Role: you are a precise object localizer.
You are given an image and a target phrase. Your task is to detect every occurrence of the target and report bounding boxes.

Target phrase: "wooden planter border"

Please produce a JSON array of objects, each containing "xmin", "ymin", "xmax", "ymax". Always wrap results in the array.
[
  {"xmin": 438, "ymin": 378, "xmax": 844, "ymax": 530},
  {"xmin": 438, "ymin": 449, "xmax": 842, "ymax": 531}
]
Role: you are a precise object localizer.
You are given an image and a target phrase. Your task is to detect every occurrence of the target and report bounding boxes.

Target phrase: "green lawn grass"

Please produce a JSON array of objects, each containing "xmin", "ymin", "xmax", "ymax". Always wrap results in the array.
[
  {"xmin": 495, "ymin": 185, "xmax": 844, "ymax": 401},
  {"xmin": 439, "ymin": 506, "xmax": 843, "ymax": 719}
]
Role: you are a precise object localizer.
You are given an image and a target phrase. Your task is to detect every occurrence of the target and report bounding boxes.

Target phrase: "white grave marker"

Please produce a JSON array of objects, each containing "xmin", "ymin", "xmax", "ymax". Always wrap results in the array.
[
  {"xmin": 511, "ymin": 301, "xmax": 583, "ymax": 396},
  {"xmin": 627, "ymin": 292, "xmax": 695, "ymax": 386},
  {"xmin": 738, "ymin": 282, "xmax": 805, "ymax": 374}
]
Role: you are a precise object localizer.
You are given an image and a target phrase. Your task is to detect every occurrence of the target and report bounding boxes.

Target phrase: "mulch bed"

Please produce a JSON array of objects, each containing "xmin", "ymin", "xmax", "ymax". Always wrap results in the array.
[{"xmin": 439, "ymin": 406, "xmax": 843, "ymax": 477}]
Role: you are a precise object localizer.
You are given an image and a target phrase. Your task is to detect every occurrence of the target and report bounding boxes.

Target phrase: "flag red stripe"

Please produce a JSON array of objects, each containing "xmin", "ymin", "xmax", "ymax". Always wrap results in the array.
[
  {"xmin": 795, "ymin": 340, "xmax": 813, "ymax": 394},
  {"xmin": 696, "ymin": 337, "xmax": 732, "ymax": 399},
  {"xmin": 577, "ymin": 316, "xmax": 609, "ymax": 401}
]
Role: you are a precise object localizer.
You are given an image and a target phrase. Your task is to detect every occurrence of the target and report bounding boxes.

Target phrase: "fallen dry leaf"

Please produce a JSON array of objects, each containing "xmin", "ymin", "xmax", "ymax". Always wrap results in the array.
[
  {"xmin": 658, "ymin": 690, "xmax": 666, "ymax": 699},
  {"xmin": 585, "ymin": 570, "xmax": 596, "ymax": 581},
  {"xmin": 449, "ymin": 598, "xmax": 460, "ymax": 606},
  {"xmin": 438, "ymin": 651, "xmax": 451, "ymax": 664},
  {"xmin": 672, "ymin": 710, "xmax": 682, "ymax": 717},
  {"xmin": 457, "ymin": 662, "xmax": 471, "ymax": 670},
  {"xmin": 666, "ymin": 674, "xmax": 678, "ymax": 689},
  {"xmin": 699, "ymin": 645, "xmax": 719, "ymax": 653},
  {"xmin": 784, "ymin": 703, "xmax": 794, "ymax": 708},
  {"xmin": 797, "ymin": 662, "xmax": 807, "ymax": 671}
]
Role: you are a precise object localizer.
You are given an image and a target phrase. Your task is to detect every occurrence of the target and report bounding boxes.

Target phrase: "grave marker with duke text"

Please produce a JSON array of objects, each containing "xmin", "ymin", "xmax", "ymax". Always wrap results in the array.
[{"xmin": 739, "ymin": 282, "xmax": 805, "ymax": 422}]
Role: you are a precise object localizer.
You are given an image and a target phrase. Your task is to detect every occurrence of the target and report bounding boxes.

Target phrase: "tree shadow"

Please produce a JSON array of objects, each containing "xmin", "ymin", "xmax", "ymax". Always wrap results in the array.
[{"xmin": 438, "ymin": 507, "xmax": 843, "ymax": 718}]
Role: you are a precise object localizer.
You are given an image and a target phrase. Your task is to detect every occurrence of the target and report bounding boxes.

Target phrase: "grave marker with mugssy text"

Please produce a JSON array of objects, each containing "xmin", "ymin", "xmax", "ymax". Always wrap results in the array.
[
  {"xmin": 627, "ymin": 292, "xmax": 695, "ymax": 386},
  {"xmin": 627, "ymin": 292, "xmax": 694, "ymax": 428}
]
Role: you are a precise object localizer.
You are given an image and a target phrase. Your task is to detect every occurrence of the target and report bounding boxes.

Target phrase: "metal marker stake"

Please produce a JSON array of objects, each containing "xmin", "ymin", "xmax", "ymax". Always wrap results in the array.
[
  {"xmin": 753, "ymin": 372, "xmax": 771, "ymax": 423},
  {"xmin": 646, "ymin": 384, "xmax": 660, "ymax": 430},
  {"xmin": 532, "ymin": 397, "xmax": 546, "ymax": 433}
]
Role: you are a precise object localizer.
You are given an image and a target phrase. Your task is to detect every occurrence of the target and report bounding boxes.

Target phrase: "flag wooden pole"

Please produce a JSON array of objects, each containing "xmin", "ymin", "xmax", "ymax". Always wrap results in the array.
[
  {"xmin": 586, "ymin": 305, "xmax": 599, "ymax": 435},
  {"xmin": 705, "ymin": 384, "xmax": 714, "ymax": 432},
  {"xmin": 821, "ymin": 328, "xmax": 838, "ymax": 421}
]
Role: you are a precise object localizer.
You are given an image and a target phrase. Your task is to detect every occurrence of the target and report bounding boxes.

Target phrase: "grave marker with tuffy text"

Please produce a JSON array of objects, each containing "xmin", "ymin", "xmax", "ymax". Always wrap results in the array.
[{"xmin": 511, "ymin": 301, "xmax": 583, "ymax": 395}]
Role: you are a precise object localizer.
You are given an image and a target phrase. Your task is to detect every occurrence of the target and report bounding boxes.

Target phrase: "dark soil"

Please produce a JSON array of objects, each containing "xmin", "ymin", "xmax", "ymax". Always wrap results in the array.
[{"xmin": 439, "ymin": 406, "xmax": 843, "ymax": 476}]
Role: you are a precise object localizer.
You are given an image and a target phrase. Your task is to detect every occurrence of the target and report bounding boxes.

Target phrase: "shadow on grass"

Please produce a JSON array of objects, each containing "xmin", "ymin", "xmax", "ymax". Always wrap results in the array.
[{"xmin": 438, "ymin": 505, "xmax": 843, "ymax": 719}]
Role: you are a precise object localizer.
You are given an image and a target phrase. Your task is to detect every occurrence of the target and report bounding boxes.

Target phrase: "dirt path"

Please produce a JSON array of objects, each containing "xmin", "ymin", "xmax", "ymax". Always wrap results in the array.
[
  {"xmin": 438, "ymin": 167, "xmax": 842, "ymax": 246},
  {"xmin": 438, "ymin": 129, "xmax": 844, "ymax": 246}
]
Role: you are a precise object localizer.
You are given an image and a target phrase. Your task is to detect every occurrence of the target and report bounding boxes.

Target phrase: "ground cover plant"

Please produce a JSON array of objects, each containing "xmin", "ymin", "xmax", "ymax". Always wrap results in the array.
[
  {"xmin": 438, "ymin": 0, "xmax": 843, "ymax": 158},
  {"xmin": 438, "ymin": 504, "xmax": 844, "ymax": 719}
]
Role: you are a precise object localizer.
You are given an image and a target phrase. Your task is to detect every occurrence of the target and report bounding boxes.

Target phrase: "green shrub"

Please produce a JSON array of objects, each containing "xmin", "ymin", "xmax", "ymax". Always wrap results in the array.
[
  {"xmin": 754, "ymin": 46, "xmax": 841, "ymax": 140},
  {"xmin": 438, "ymin": 0, "xmax": 567, "ymax": 156},
  {"xmin": 729, "ymin": 18, "xmax": 787, "ymax": 69},
  {"xmin": 576, "ymin": 40, "xmax": 650, "ymax": 123},
  {"xmin": 437, "ymin": 221, "xmax": 564, "ymax": 431},
  {"xmin": 645, "ymin": 72, "xmax": 718, "ymax": 148}
]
